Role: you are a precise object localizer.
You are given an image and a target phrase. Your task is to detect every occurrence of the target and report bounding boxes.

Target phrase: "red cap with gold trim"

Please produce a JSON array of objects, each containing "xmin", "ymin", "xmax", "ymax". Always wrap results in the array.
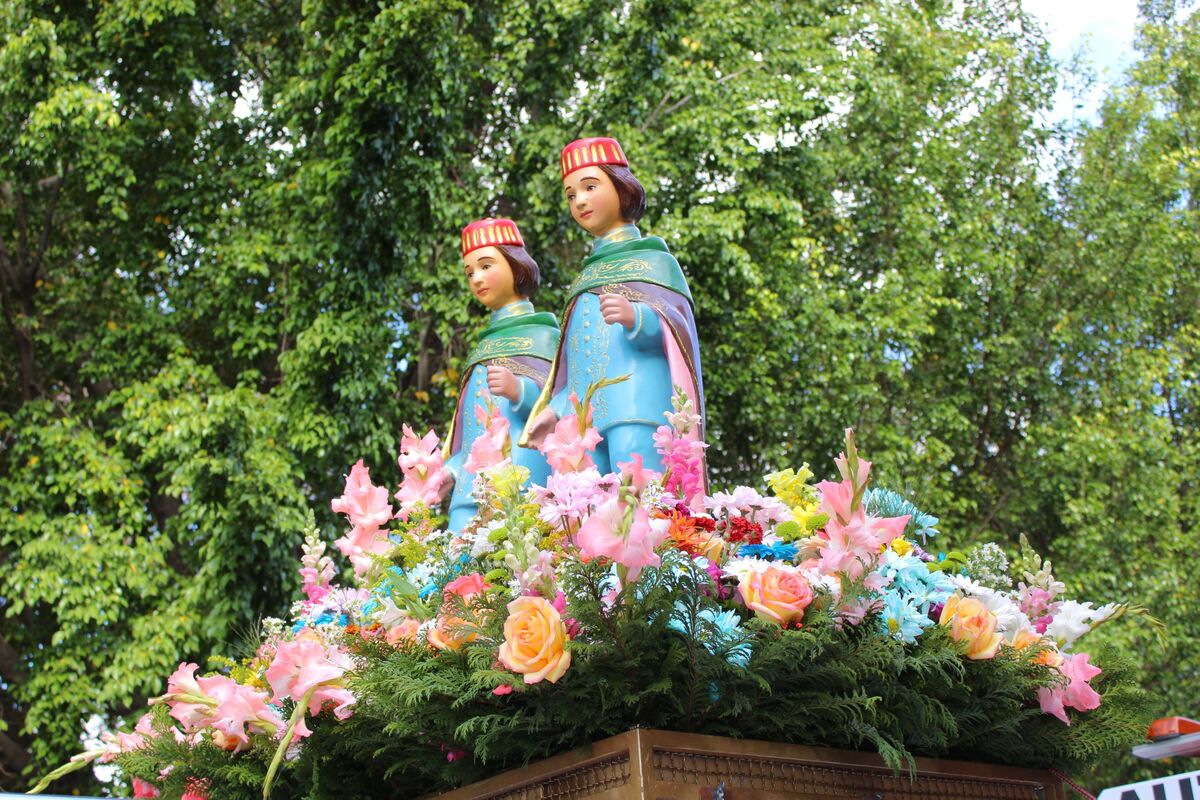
[
  {"xmin": 461, "ymin": 217, "xmax": 524, "ymax": 257},
  {"xmin": 560, "ymin": 137, "xmax": 628, "ymax": 179}
]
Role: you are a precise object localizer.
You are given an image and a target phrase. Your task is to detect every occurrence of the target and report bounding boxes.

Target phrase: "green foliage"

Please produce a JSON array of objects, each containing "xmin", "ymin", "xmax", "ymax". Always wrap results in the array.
[
  {"xmin": 2, "ymin": 0, "xmax": 1195, "ymax": 793},
  {"xmin": 111, "ymin": 552, "xmax": 1145, "ymax": 799}
]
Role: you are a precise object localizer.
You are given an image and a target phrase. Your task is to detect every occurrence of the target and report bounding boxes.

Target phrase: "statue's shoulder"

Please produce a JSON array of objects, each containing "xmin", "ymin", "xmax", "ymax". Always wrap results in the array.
[
  {"xmin": 572, "ymin": 239, "xmax": 689, "ymax": 304},
  {"xmin": 469, "ymin": 312, "xmax": 560, "ymax": 367}
]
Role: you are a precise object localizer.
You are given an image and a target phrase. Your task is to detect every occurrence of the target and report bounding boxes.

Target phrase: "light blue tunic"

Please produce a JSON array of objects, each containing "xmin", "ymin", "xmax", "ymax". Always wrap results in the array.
[
  {"xmin": 444, "ymin": 300, "xmax": 553, "ymax": 532},
  {"xmin": 547, "ymin": 225, "xmax": 673, "ymax": 474}
]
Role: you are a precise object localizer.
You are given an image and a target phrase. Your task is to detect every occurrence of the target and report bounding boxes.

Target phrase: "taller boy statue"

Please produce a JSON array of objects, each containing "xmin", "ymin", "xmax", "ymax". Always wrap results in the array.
[{"xmin": 522, "ymin": 137, "xmax": 704, "ymax": 474}]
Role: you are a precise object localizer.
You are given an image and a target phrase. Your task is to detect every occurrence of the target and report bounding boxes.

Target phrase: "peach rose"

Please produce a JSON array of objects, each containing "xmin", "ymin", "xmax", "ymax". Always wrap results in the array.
[
  {"xmin": 498, "ymin": 596, "xmax": 572, "ymax": 684},
  {"xmin": 385, "ymin": 618, "xmax": 421, "ymax": 646},
  {"xmin": 940, "ymin": 595, "xmax": 1003, "ymax": 660},
  {"xmin": 737, "ymin": 565, "xmax": 814, "ymax": 627}
]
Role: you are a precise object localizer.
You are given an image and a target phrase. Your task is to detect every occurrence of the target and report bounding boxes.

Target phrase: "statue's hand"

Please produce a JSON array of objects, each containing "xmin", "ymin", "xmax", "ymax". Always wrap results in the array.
[
  {"xmin": 486, "ymin": 365, "xmax": 520, "ymax": 402},
  {"xmin": 599, "ymin": 293, "xmax": 636, "ymax": 329},
  {"xmin": 523, "ymin": 407, "xmax": 559, "ymax": 449}
]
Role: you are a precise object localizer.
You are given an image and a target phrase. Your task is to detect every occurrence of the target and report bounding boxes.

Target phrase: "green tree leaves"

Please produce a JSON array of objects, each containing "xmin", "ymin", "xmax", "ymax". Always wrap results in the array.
[{"xmin": 1, "ymin": 0, "xmax": 1196, "ymax": 792}]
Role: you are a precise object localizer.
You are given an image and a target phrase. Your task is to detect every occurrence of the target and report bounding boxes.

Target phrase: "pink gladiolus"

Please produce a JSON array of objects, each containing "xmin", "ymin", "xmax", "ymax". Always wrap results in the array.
[
  {"xmin": 264, "ymin": 635, "xmax": 356, "ymax": 731},
  {"xmin": 395, "ymin": 425, "xmax": 451, "ymax": 518},
  {"xmin": 333, "ymin": 524, "xmax": 393, "ymax": 577},
  {"xmin": 208, "ymin": 683, "xmax": 284, "ymax": 753},
  {"xmin": 464, "ymin": 404, "xmax": 510, "ymax": 473},
  {"xmin": 540, "ymin": 394, "xmax": 602, "ymax": 473},
  {"xmin": 132, "ymin": 778, "xmax": 160, "ymax": 799},
  {"xmin": 153, "ymin": 665, "xmax": 280, "ymax": 750},
  {"xmin": 617, "ymin": 453, "xmax": 661, "ymax": 495},
  {"xmin": 398, "ymin": 425, "xmax": 443, "ymax": 478},
  {"xmin": 653, "ymin": 425, "xmax": 708, "ymax": 510},
  {"xmin": 816, "ymin": 480, "xmax": 856, "ymax": 525},
  {"xmin": 158, "ymin": 663, "xmax": 216, "ymax": 732},
  {"xmin": 1038, "ymin": 652, "xmax": 1102, "ymax": 725},
  {"xmin": 814, "ymin": 478, "xmax": 909, "ymax": 581},
  {"xmin": 834, "ymin": 450, "xmax": 872, "ymax": 488},
  {"xmin": 331, "ymin": 460, "xmax": 393, "ymax": 530},
  {"xmin": 576, "ymin": 497, "xmax": 670, "ymax": 581}
]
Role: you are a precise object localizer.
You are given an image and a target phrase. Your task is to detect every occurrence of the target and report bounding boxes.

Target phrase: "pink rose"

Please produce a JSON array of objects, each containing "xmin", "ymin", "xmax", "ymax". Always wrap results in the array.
[
  {"xmin": 737, "ymin": 565, "xmax": 814, "ymax": 627},
  {"xmin": 443, "ymin": 573, "xmax": 488, "ymax": 600},
  {"xmin": 132, "ymin": 778, "xmax": 160, "ymax": 799}
]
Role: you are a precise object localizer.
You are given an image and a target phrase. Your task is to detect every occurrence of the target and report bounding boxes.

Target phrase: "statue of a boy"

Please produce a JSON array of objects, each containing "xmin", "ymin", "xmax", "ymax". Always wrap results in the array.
[
  {"xmin": 522, "ymin": 138, "xmax": 704, "ymax": 474},
  {"xmin": 442, "ymin": 218, "xmax": 559, "ymax": 532}
]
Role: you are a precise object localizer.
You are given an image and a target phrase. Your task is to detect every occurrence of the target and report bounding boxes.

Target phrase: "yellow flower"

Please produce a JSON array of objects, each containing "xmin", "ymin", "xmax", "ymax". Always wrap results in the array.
[
  {"xmin": 940, "ymin": 595, "xmax": 1002, "ymax": 660},
  {"xmin": 891, "ymin": 537, "xmax": 913, "ymax": 556}
]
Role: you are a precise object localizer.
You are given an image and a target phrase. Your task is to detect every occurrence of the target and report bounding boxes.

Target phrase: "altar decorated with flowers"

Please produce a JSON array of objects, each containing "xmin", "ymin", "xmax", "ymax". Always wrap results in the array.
[{"xmin": 29, "ymin": 138, "xmax": 1151, "ymax": 800}]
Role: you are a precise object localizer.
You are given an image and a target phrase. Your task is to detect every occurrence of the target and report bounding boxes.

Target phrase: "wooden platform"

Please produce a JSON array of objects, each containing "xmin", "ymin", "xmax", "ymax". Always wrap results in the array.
[{"xmin": 426, "ymin": 728, "xmax": 1065, "ymax": 800}]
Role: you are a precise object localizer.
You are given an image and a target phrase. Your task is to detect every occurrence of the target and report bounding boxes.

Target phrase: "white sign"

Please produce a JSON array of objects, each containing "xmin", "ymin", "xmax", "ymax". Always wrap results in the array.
[{"xmin": 1098, "ymin": 770, "xmax": 1200, "ymax": 800}]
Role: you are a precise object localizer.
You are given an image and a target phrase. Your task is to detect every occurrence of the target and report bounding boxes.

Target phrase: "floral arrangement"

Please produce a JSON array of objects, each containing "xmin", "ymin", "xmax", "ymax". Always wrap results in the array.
[{"xmin": 31, "ymin": 390, "xmax": 1151, "ymax": 800}]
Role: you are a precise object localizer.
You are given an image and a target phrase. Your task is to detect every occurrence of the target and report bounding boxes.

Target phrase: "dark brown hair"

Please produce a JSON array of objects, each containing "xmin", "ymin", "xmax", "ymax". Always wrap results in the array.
[
  {"xmin": 497, "ymin": 244, "xmax": 541, "ymax": 298},
  {"xmin": 599, "ymin": 164, "xmax": 646, "ymax": 223}
]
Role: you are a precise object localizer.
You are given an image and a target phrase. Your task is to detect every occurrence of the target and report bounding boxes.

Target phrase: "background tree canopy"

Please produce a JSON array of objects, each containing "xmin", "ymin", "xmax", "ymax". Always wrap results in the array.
[{"xmin": 1, "ymin": 0, "xmax": 1195, "ymax": 792}]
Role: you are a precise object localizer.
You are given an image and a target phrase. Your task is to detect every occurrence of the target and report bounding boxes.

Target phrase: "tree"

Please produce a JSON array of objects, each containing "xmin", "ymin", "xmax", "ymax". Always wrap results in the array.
[{"xmin": 1, "ymin": 0, "xmax": 1195, "ymax": 792}]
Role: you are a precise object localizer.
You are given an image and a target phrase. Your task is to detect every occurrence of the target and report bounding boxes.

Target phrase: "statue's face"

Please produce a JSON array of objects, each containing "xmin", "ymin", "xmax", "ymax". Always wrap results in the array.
[
  {"xmin": 563, "ymin": 166, "xmax": 622, "ymax": 237},
  {"xmin": 463, "ymin": 246, "xmax": 518, "ymax": 311}
]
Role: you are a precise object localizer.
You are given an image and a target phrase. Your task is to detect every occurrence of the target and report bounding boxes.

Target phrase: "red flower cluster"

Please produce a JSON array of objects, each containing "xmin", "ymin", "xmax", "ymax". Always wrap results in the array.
[{"xmin": 725, "ymin": 517, "xmax": 763, "ymax": 545}]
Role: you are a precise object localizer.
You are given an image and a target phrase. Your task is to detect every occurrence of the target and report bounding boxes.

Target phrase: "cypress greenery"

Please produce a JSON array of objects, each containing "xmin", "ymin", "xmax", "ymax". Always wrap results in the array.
[{"xmin": 117, "ymin": 551, "xmax": 1149, "ymax": 799}]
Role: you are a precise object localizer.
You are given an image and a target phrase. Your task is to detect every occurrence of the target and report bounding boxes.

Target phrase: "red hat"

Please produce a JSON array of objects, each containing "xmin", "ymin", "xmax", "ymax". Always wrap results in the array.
[
  {"xmin": 560, "ymin": 137, "xmax": 628, "ymax": 179},
  {"xmin": 461, "ymin": 217, "xmax": 524, "ymax": 256}
]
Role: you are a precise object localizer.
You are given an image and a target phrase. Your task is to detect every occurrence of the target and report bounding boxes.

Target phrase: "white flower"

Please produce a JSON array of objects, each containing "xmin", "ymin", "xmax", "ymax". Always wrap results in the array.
[
  {"xmin": 1046, "ymin": 600, "xmax": 1114, "ymax": 650},
  {"xmin": 950, "ymin": 575, "xmax": 1030, "ymax": 635},
  {"xmin": 372, "ymin": 595, "xmax": 409, "ymax": 629},
  {"xmin": 707, "ymin": 486, "xmax": 791, "ymax": 526}
]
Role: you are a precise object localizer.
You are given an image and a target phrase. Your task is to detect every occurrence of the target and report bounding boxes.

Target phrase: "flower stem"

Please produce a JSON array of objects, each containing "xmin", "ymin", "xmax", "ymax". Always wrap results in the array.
[
  {"xmin": 27, "ymin": 749, "xmax": 103, "ymax": 794},
  {"xmin": 262, "ymin": 686, "xmax": 317, "ymax": 799}
]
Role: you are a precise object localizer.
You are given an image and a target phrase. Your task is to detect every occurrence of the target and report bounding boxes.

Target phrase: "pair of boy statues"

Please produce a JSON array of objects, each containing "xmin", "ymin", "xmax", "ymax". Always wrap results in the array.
[{"xmin": 441, "ymin": 137, "xmax": 706, "ymax": 532}]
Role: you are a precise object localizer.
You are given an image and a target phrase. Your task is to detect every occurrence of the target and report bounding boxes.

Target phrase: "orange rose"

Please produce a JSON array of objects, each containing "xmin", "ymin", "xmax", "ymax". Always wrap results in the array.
[
  {"xmin": 737, "ymin": 565, "xmax": 813, "ymax": 627},
  {"xmin": 428, "ymin": 574, "xmax": 489, "ymax": 652},
  {"xmin": 1010, "ymin": 628, "xmax": 1064, "ymax": 667},
  {"xmin": 498, "ymin": 596, "xmax": 572, "ymax": 684},
  {"xmin": 940, "ymin": 595, "xmax": 1003, "ymax": 660}
]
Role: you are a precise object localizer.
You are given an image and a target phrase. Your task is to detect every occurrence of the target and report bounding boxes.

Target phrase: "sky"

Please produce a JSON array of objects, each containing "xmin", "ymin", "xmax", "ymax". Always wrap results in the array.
[{"xmin": 1022, "ymin": 0, "xmax": 1142, "ymax": 124}]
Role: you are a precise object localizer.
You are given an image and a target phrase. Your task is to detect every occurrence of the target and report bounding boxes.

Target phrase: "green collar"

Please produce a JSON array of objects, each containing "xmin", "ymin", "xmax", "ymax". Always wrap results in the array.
[
  {"xmin": 593, "ymin": 223, "xmax": 642, "ymax": 255},
  {"xmin": 490, "ymin": 298, "xmax": 535, "ymax": 322}
]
